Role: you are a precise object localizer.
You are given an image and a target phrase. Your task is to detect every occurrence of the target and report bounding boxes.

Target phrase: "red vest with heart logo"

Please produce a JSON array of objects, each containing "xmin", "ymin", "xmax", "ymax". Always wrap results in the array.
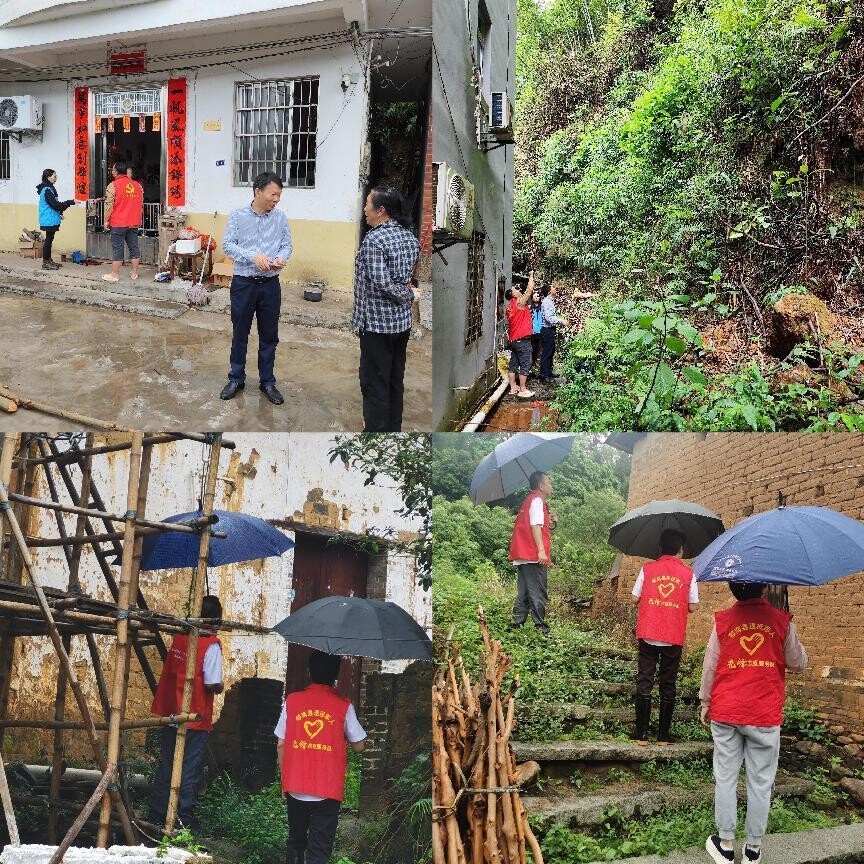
[
  {"xmin": 710, "ymin": 599, "xmax": 791, "ymax": 727},
  {"xmin": 108, "ymin": 178, "xmax": 144, "ymax": 228},
  {"xmin": 281, "ymin": 684, "xmax": 350, "ymax": 800},
  {"xmin": 151, "ymin": 633, "xmax": 221, "ymax": 731},
  {"xmin": 509, "ymin": 492, "xmax": 551, "ymax": 562},
  {"xmin": 635, "ymin": 556, "xmax": 694, "ymax": 646}
]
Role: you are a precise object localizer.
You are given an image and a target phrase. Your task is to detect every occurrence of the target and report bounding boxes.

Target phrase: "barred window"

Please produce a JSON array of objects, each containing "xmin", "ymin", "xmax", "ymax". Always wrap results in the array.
[
  {"xmin": 234, "ymin": 78, "xmax": 319, "ymax": 188},
  {"xmin": 0, "ymin": 132, "xmax": 9, "ymax": 180},
  {"xmin": 465, "ymin": 232, "xmax": 486, "ymax": 346},
  {"xmin": 94, "ymin": 90, "xmax": 161, "ymax": 116}
]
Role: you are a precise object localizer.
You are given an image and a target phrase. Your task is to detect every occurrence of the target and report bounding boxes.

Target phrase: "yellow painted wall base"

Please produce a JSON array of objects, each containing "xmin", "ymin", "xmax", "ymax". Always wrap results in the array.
[{"xmin": 0, "ymin": 204, "xmax": 358, "ymax": 289}]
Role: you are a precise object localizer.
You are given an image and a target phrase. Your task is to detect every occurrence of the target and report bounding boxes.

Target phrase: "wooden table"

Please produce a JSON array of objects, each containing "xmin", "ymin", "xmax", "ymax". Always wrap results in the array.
[{"xmin": 168, "ymin": 248, "xmax": 212, "ymax": 281}]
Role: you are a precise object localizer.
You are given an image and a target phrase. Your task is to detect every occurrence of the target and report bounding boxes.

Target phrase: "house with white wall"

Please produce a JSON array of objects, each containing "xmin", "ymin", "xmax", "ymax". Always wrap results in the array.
[
  {"xmin": 0, "ymin": 0, "xmax": 432, "ymax": 290},
  {"xmin": 431, "ymin": 0, "xmax": 515, "ymax": 428}
]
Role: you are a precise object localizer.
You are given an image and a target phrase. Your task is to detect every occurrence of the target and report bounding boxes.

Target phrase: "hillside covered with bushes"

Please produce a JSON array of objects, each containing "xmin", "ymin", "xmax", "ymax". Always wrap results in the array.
[{"xmin": 515, "ymin": 0, "xmax": 864, "ymax": 430}]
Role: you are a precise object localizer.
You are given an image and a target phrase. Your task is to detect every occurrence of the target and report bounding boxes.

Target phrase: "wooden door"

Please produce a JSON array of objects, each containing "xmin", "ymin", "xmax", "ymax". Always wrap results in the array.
[{"xmin": 285, "ymin": 532, "xmax": 368, "ymax": 706}]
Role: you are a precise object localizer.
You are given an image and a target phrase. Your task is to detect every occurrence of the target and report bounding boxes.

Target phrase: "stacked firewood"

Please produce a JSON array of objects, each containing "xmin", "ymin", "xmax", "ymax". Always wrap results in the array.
[{"xmin": 432, "ymin": 608, "xmax": 544, "ymax": 864}]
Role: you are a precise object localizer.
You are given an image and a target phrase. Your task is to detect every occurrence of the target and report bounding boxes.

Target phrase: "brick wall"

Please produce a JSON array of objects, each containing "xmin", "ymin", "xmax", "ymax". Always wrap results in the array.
[{"xmin": 601, "ymin": 433, "xmax": 864, "ymax": 734}]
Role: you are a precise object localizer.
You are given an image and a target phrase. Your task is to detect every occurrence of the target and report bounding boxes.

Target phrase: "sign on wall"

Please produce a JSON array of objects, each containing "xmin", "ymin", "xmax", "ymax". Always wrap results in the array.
[
  {"xmin": 109, "ymin": 49, "xmax": 147, "ymax": 76},
  {"xmin": 166, "ymin": 78, "xmax": 187, "ymax": 207},
  {"xmin": 73, "ymin": 87, "xmax": 89, "ymax": 201}
]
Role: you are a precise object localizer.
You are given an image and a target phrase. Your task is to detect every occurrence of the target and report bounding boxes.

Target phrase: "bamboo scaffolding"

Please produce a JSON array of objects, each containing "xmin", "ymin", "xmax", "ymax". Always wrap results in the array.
[
  {"xmin": 0, "ymin": 480, "xmax": 137, "ymax": 844},
  {"xmin": 164, "ymin": 432, "xmax": 222, "ymax": 834},
  {"xmin": 96, "ymin": 431, "xmax": 144, "ymax": 847},
  {"xmin": 432, "ymin": 608, "xmax": 543, "ymax": 864},
  {"xmin": 0, "ymin": 749, "xmax": 19, "ymax": 845},
  {"xmin": 0, "ymin": 600, "xmax": 188, "ymax": 636},
  {"xmin": 48, "ymin": 765, "xmax": 116, "ymax": 864},
  {"xmin": 0, "ymin": 713, "xmax": 201, "ymax": 731},
  {"xmin": 5, "ymin": 494, "xmax": 226, "ymax": 537}
]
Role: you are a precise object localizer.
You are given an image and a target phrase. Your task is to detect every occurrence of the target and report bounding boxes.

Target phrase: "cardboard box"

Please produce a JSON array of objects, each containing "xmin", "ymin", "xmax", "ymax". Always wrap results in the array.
[
  {"xmin": 20, "ymin": 240, "xmax": 44, "ymax": 259},
  {"xmin": 210, "ymin": 257, "xmax": 233, "ymax": 288}
]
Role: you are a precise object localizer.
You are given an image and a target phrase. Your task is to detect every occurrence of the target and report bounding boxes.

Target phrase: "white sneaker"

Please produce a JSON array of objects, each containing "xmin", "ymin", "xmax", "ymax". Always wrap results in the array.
[
  {"xmin": 705, "ymin": 836, "xmax": 734, "ymax": 864},
  {"xmin": 744, "ymin": 845, "xmax": 762, "ymax": 863}
]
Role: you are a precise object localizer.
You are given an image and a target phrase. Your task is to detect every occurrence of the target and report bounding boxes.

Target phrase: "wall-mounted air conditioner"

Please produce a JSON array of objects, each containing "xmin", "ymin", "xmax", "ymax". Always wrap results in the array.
[
  {"xmin": 0, "ymin": 96, "xmax": 43, "ymax": 131},
  {"xmin": 433, "ymin": 162, "xmax": 474, "ymax": 241},
  {"xmin": 489, "ymin": 92, "xmax": 513, "ymax": 137}
]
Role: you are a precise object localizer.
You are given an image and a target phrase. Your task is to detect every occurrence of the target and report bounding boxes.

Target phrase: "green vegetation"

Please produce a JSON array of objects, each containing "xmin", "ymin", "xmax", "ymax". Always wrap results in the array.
[
  {"xmin": 532, "ymin": 799, "xmax": 844, "ymax": 862},
  {"xmin": 640, "ymin": 757, "xmax": 714, "ymax": 789},
  {"xmin": 515, "ymin": 0, "xmax": 864, "ymax": 430},
  {"xmin": 783, "ymin": 698, "xmax": 831, "ymax": 742}
]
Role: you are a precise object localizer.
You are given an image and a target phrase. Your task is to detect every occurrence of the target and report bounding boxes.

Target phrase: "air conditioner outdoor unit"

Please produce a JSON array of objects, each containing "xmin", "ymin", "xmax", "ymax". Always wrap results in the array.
[
  {"xmin": 0, "ymin": 96, "xmax": 42, "ymax": 131},
  {"xmin": 433, "ymin": 161, "xmax": 474, "ymax": 241},
  {"xmin": 489, "ymin": 92, "xmax": 514, "ymax": 139}
]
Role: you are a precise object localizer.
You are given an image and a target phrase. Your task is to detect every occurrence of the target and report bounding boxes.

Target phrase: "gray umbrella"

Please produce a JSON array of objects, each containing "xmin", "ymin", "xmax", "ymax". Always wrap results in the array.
[{"xmin": 609, "ymin": 499, "xmax": 725, "ymax": 559}]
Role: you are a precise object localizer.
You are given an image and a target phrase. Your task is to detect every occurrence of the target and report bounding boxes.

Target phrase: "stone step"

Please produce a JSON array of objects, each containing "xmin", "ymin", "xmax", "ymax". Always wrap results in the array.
[
  {"xmin": 518, "ymin": 703, "xmax": 701, "ymax": 725},
  {"xmin": 512, "ymin": 739, "xmax": 713, "ymax": 778},
  {"xmin": 594, "ymin": 822, "xmax": 864, "ymax": 864},
  {"xmin": 570, "ymin": 679, "xmax": 700, "ymax": 700},
  {"xmin": 0, "ymin": 274, "xmax": 188, "ymax": 319},
  {"xmin": 575, "ymin": 645, "xmax": 637, "ymax": 661},
  {"xmin": 523, "ymin": 773, "xmax": 815, "ymax": 829}
]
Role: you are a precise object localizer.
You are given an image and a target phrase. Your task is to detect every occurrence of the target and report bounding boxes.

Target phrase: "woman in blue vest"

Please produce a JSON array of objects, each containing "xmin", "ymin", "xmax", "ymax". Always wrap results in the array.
[{"xmin": 36, "ymin": 168, "xmax": 75, "ymax": 270}]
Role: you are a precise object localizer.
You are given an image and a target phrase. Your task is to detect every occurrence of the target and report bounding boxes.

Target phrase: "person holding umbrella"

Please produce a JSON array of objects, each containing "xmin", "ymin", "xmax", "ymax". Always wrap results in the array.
[
  {"xmin": 699, "ymin": 582, "xmax": 807, "ymax": 864},
  {"xmin": 509, "ymin": 470, "xmax": 556, "ymax": 637},
  {"xmin": 148, "ymin": 595, "xmax": 224, "ymax": 829},
  {"xmin": 630, "ymin": 528, "xmax": 699, "ymax": 745},
  {"xmin": 275, "ymin": 650, "xmax": 367, "ymax": 864}
]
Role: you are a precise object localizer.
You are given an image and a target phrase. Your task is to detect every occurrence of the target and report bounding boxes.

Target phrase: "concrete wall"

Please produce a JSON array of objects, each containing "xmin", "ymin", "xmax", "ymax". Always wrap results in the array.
[
  {"xmin": 596, "ymin": 432, "xmax": 864, "ymax": 735},
  {"xmin": 2, "ymin": 433, "xmax": 430, "ymax": 762},
  {"xmin": 431, "ymin": 0, "xmax": 514, "ymax": 429},
  {"xmin": 0, "ymin": 20, "xmax": 368, "ymax": 287}
]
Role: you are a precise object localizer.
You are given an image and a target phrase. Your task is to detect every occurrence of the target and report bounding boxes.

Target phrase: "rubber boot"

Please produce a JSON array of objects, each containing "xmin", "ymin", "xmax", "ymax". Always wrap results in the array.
[
  {"xmin": 632, "ymin": 695, "xmax": 651, "ymax": 746},
  {"xmin": 657, "ymin": 697, "xmax": 675, "ymax": 745}
]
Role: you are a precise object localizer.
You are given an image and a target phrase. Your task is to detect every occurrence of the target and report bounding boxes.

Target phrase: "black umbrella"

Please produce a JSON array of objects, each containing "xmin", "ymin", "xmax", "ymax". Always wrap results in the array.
[
  {"xmin": 272, "ymin": 596, "xmax": 432, "ymax": 661},
  {"xmin": 609, "ymin": 499, "xmax": 725, "ymax": 559}
]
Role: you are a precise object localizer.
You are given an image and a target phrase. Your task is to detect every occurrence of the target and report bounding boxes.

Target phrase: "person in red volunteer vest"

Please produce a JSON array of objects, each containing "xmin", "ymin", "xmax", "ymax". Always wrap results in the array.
[
  {"xmin": 505, "ymin": 271, "xmax": 535, "ymax": 400},
  {"xmin": 275, "ymin": 650, "xmax": 367, "ymax": 864},
  {"xmin": 509, "ymin": 470, "xmax": 556, "ymax": 637},
  {"xmin": 630, "ymin": 528, "xmax": 699, "ymax": 744},
  {"xmin": 102, "ymin": 160, "xmax": 144, "ymax": 284},
  {"xmin": 699, "ymin": 582, "xmax": 807, "ymax": 864},
  {"xmin": 148, "ymin": 595, "xmax": 223, "ymax": 829}
]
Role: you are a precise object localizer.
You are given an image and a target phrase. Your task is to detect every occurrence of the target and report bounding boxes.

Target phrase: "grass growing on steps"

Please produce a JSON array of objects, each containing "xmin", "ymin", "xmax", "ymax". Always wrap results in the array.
[
  {"xmin": 640, "ymin": 757, "xmax": 715, "ymax": 789},
  {"xmin": 532, "ymin": 799, "xmax": 848, "ymax": 863}
]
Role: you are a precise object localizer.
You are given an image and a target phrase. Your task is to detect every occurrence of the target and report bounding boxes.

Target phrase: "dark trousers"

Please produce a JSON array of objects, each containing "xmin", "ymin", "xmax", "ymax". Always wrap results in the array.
[
  {"xmin": 531, "ymin": 334, "xmax": 541, "ymax": 367},
  {"xmin": 229, "ymin": 275, "xmax": 281, "ymax": 386},
  {"xmin": 148, "ymin": 726, "xmax": 210, "ymax": 828},
  {"xmin": 539, "ymin": 326, "xmax": 556, "ymax": 378},
  {"xmin": 285, "ymin": 796, "xmax": 341, "ymax": 864},
  {"xmin": 359, "ymin": 328, "xmax": 411, "ymax": 432},
  {"xmin": 513, "ymin": 563, "xmax": 548, "ymax": 631},
  {"xmin": 42, "ymin": 227, "xmax": 58, "ymax": 261},
  {"xmin": 636, "ymin": 639, "xmax": 683, "ymax": 701}
]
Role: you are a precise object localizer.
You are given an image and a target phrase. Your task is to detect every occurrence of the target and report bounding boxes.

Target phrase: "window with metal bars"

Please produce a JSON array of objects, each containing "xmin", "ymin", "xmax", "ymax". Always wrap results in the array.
[
  {"xmin": 234, "ymin": 77, "xmax": 319, "ymax": 188},
  {"xmin": 465, "ymin": 232, "xmax": 486, "ymax": 346},
  {"xmin": 0, "ymin": 132, "xmax": 8, "ymax": 180}
]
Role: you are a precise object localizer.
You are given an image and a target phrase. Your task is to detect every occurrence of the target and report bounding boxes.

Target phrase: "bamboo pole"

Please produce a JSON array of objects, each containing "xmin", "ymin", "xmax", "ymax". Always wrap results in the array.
[
  {"xmin": 97, "ymin": 432, "xmax": 143, "ymax": 847},
  {"xmin": 48, "ymin": 765, "xmax": 116, "ymax": 864},
  {"xmin": 0, "ymin": 385, "xmax": 131, "ymax": 432},
  {"xmin": 164, "ymin": 433, "xmax": 222, "ymax": 834},
  {"xmin": 0, "ymin": 480, "xmax": 136, "ymax": 844},
  {"xmin": 25, "ymin": 527, "xmax": 176, "ymax": 547},
  {"xmin": 0, "ymin": 600, "xmax": 187, "ymax": 635},
  {"xmin": 0, "ymin": 749, "xmax": 19, "ymax": 845},
  {"xmin": 48, "ymin": 634, "xmax": 71, "ymax": 843},
  {"xmin": 0, "ymin": 713, "xmax": 201, "ymax": 731},
  {"xmin": 6, "ymin": 493, "xmax": 225, "ymax": 536}
]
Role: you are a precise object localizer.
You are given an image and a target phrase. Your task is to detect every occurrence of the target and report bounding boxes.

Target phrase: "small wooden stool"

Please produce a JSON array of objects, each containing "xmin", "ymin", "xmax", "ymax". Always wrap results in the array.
[{"xmin": 168, "ymin": 248, "xmax": 212, "ymax": 281}]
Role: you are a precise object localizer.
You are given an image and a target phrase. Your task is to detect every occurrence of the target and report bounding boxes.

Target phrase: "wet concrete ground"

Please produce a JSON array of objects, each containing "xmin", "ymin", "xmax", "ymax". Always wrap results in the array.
[
  {"xmin": 479, "ymin": 376, "xmax": 557, "ymax": 431},
  {"xmin": 0, "ymin": 293, "xmax": 432, "ymax": 431}
]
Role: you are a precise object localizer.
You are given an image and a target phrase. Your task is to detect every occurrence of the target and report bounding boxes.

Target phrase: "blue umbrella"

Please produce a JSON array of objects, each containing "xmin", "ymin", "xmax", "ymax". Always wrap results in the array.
[
  {"xmin": 124, "ymin": 510, "xmax": 294, "ymax": 570},
  {"xmin": 693, "ymin": 505, "xmax": 864, "ymax": 585},
  {"xmin": 469, "ymin": 433, "xmax": 575, "ymax": 504}
]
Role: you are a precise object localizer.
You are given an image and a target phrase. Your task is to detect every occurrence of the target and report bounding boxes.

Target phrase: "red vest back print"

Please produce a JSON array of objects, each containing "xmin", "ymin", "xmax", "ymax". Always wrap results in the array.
[
  {"xmin": 509, "ymin": 492, "xmax": 551, "ymax": 562},
  {"xmin": 151, "ymin": 633, "xmax": 220, "ymax": 731},
  {"xmin": 109, "ymin": 178, "xmax": 144, "ymax": 228},
  {"xmin": 710, "ymin": 598, "xmax": 791, "ymax": 727},
  {"xmin": 507, "ymin": 298, "xmax": 533, "ymax": 342},
  {"xmin": 635, "ymin": 556, "xmax": 693, "ymax": 646},
  {"xmin": 281, "ymin": 684, "xmax": 350, "ymax": 801}
]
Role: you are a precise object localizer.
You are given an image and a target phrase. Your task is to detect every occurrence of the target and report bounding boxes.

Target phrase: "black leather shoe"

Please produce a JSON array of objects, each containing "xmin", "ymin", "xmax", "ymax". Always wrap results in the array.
[
  {"xmin": 260, "ymin": 383, "xmax": 284, "ymax": 405},
  {"xmin": 220, "ymin": 379, "xmax": 244, "ymax": 400}
]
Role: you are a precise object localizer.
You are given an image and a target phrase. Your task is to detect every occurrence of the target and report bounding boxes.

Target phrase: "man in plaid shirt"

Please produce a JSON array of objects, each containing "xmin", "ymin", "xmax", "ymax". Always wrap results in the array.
[{"xmin": 352, "ymin": 187, "xmax": 421, "ymax": 431}]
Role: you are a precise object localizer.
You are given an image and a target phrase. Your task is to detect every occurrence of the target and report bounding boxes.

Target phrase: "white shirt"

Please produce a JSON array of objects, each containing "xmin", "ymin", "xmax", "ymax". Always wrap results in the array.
[
  {"xmin": 632, "ymin": 566, "xmax": 699, "ymax": 647},
  {"xmin": 202, "ymin": 643, "xmax": 223, "ymax": 686},
  {"xmin": 513, "ymin": 497, "xmax": 546, "ymax": 566},
  {"xmin": 274, "ymin": 700, "xmax": 367, "ymax": 802}
]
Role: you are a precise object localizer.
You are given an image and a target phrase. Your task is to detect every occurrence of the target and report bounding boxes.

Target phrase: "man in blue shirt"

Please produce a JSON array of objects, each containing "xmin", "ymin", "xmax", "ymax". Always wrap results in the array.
[{"xmin": 220, "ymin": 171, "xmax": 293, "ymax": 405}]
